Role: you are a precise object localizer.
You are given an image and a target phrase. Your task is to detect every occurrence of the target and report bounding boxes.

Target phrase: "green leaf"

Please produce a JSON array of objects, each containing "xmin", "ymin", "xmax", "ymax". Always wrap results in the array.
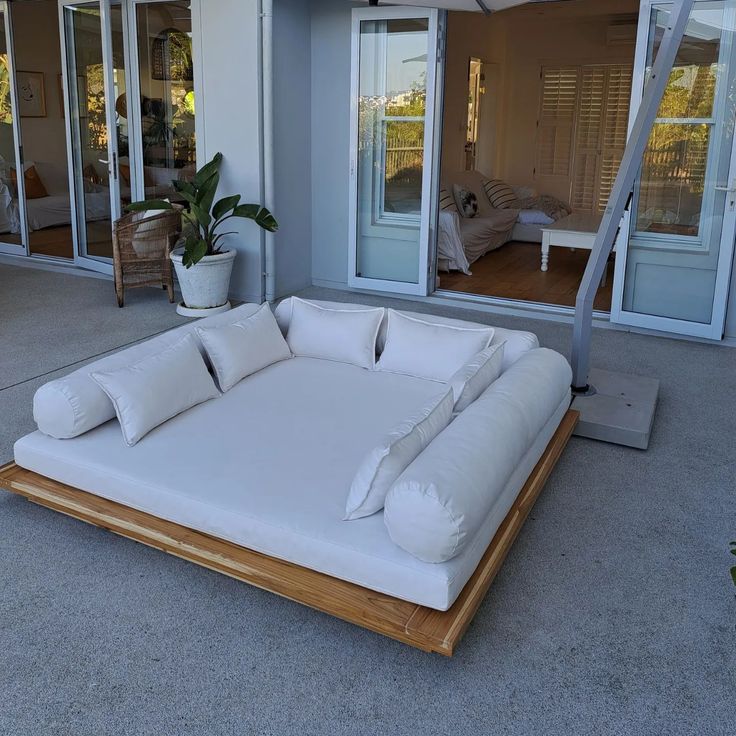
[
  {"xmin": 190, "ymin": 202, "xmax": 211, "ymax": 229},
  {"xmin": 126, "ymin": 199, "xmax": 174, "ymax": 212},
  {"xmin": 212, "ymin": 195, "xmax": 241, "ymax": 221},
  {"xmin": 233, "ymin": 203, "xmax": 259, "ymax": 219},
  {"xmin": 232, "ymin": 204, "xmax": 279, "ymax": 232},
  {"xmin": 196, "ymin": 171, "xmax": 219, "ymax": 214},
  {"xmin": 193, "ymin": 152, "xmax": 223, "ymax": 188},
  {"xmin": 255, "ymin": 207, "xmax": 278, "ymax": 232},
  {"xmin": 183, "ymin": 238, "xmax": 208, "ymax": 268},
  {"xmin": 172, "ymin": 180, "xmax": 198, "ymax": 205},
  {"xmin": 731, "ymin": 566, "xmax": 736, "ymax": 586}
]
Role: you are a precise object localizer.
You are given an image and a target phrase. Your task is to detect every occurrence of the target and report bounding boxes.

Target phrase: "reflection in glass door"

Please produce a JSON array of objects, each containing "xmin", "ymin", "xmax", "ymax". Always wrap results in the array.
[
  {"xmin": 129, "ymin": 0, "xmax": 196, "ymax": 203},
  {"xmin": 61, "ymin": 0, "xmax": 126, "ymax": 271},
  {"xmin": 611, "ymin": 0, "xmax": 736, "ymax": 338},
  {"xmin": 0, "ymin": 1, "xmax": 27, "ymax": 256},
  {"xmin": 348, "ymin": 7, "xmax": 441, "ymax": 296}
]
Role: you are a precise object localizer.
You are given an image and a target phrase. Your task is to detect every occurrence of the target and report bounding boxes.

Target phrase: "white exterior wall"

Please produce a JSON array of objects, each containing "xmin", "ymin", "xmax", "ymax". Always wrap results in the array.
[
  {"xmin": 273, "ymin": 0, "xmax": 313, "ymax": 298},
  {"xmin": 195, "ymin": 0, "xmax": 263, "ymax": 303},
  {"xmin": 309, "ymin": 0, "xmax": 358, "ymax": 289}
]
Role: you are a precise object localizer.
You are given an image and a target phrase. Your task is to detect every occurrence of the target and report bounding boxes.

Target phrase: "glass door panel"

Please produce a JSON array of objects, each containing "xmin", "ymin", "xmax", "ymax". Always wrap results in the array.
[
  {"xmin": 611, "ymin": 0, "xmax": 736, "ymax": 337},
  {"xmin": 0, "ymin": 1, "xmax": 26, "ymax": 255},
  {"xmin": 62, "ymin": 0, "xmax": 123, "ymax": 271},
  {"xmin": 349, "ymin": 8, "xmax": 440, "ymax": 295},
  {"xmin": 132, "ymin": 1, "xmax": 195, "ymax": 202}
]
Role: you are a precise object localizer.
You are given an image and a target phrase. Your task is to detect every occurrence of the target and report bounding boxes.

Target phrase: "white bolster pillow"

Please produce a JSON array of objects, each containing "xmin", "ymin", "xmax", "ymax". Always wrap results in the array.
[
  {"xmin": 33, "ymin": 303, "xmax": 262, "ymax": 439},
  {"xmin": 384, "ymin": 348, "xmax": 572, "ymax": 563}
]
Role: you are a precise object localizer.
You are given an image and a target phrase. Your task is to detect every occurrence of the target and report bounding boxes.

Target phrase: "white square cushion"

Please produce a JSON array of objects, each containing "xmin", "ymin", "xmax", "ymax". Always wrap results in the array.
[
  {"xmin": 286, "ymin": 297, "xmax": 383, "ymax": 370},
  {"xmin": 449, "ymin": 342, "xmax": 505, "ymax": 412},
  {"xmin": 196, "ymin": 303, "xmax": 291, "ymax": 392},
  {"xmin": 91, "ymin": 334, "xmax": 220, "ymax": 446},
  {"xmin": 344, "ymin": 388, "xmax": 454, "ymax": 520},
  {"xmin": 377, "ymin": 309, "xmax": 494, "ymax": 382}
]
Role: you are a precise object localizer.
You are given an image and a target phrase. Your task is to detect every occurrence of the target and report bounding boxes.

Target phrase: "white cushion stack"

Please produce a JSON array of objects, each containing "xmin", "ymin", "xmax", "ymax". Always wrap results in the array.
[{"xmin": 384, "ymin": 348, "xmax": 572, "ymax": 563}]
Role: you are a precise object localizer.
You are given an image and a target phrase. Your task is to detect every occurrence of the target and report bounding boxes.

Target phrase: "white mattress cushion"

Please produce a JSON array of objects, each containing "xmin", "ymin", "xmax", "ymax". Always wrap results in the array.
[
  {"xmin": 91, "ymin": 334, "xmax": 220, "ymax": 446},
  {"xmin": 286, "ymin": 297, "xmax": 383, "ymax": 369},
  {"xmin": 449, "ymin": 342, "xmax": 505, "ymax": 412},
  {"xmin": 344, "ymin": 387, "xmax": 454, "ymax": 521},
  {"xmin": 377, "ymin": 310, "xmax": 494, "ymax": 382},
  {"xmin": 196, "ymin": 303, "xmax": 291, "ymax": 391},
  {"xmin": 33, "ymin": 302, "xmax": 262, "ymax": 439},
  {"xmin": 15, "ymin": 355, "xmax": 572, "ymax": 611},
  {"xmin": 274, "ymin": 297, "xmax": 538, "ymax": 373},
  {"xmin": 384, "ymin": 348, "xmax": 572, "ymax": 563}
]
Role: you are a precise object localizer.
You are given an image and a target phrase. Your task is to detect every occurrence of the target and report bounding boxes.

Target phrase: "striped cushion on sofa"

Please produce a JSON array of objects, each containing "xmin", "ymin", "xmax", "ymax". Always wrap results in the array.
[
  {"xmin": 439, "ymin": 187, "xmax": 459, "ymax": 214},
  {"xmin": 482, "ymin": 179, "xmax": 520, "ymax": 210}
]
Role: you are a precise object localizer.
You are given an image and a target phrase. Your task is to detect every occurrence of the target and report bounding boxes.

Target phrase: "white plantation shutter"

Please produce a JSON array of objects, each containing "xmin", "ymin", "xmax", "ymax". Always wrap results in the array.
[
  {"xmin": 571, "ymin": 66, "xmax": 606, "ymax": 211},
  {"xmin": 537, "ymin": 67, "xmax": 579, "ymax": 177},
  {"xmin": 537, "ymin": 63, "xmax": 632, "ymax": 213},
  {"xmin": 571, "ymin": 63, "xmax": 633, "ymax": 213},
  {"xmin": 598, "ymin": 65, "xmax": 632, "ymax": 210}
]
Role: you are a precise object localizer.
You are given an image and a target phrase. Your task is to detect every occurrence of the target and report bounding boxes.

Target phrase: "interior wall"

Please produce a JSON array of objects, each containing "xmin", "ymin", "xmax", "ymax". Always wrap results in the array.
[
  {"xmin": 442, "ymin": 0, "xmax": 639, "ymax": 203},
  {"xmin": 195, "ymin": 0, "xmax": 263, "ymax": 303},
  {"xmin": 273, "ymin": 0, "xmax": 312, "ymax": 298},
  {"xmin": 12, "ymin": 0, "xmax": 68, "ymax": 178}
]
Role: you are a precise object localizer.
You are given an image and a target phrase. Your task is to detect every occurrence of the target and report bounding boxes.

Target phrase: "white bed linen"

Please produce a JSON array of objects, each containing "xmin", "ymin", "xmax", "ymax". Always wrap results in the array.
[
  {"xmin": 15, "ymin": 357, "xmax": 568, "ymax": 611},
  {"xmin": 437, "ymin": 210, "xmax": 471, "ymax": 274}
]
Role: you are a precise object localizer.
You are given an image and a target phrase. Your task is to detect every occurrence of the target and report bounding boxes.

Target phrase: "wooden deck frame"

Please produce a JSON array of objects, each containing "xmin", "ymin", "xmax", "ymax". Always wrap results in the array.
[{"xmin": 0, "ymin": 410, "xmax": 577, "ymax": 656}]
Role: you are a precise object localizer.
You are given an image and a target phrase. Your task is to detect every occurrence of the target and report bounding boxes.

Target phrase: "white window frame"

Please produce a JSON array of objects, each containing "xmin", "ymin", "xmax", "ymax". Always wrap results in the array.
[
  {"xmin": 348, "ymin": 5, "xmax": 441, "ymax": 296},
  {"xmin": 610, "ymin": 0, "xmax": 736, "ymax": 339}
]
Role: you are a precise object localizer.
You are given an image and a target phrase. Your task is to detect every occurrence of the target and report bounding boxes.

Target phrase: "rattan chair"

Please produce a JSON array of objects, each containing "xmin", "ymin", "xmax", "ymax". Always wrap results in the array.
[{"xmin": 112, "ymin": 208, "xmax": 183, "ymax": 308}]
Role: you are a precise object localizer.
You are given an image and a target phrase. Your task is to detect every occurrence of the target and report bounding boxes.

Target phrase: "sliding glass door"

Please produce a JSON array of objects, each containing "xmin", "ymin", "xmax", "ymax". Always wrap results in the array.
[
  {"xmin": 611, "ymin": 0, "xmax": 736, "ymax": 338},
  {"xmin": 348, "ymin": 7, "xmax": 443, "ymax": 295},
  {"xmin": 0, "ymin": 1, "xmax": 28, "ymax": 256},
  {"xmin": 128, "ymin": 0, "xmax": 196, "ymax": 204},
  {"xmin": 61, "ymin": 0, "xmax": 127, "ymax": 273}
]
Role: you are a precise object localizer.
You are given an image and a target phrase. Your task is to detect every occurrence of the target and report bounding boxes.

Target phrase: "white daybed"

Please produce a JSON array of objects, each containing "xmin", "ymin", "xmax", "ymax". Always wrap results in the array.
[{"xmin": 1, "ymin": 298, "xmax": 576, "ymax": 654}]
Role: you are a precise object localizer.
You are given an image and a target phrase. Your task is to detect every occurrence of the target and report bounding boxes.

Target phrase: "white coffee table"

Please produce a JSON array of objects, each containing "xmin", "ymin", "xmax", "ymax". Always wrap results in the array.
[{"xmin": 540, "ymin": 213, "xmax": 605, "ymax": 272}]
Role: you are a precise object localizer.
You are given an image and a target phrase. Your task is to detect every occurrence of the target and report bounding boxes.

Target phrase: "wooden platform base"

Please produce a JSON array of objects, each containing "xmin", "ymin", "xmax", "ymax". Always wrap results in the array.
[{"xmin": 0, "ymin": 410, "xmax": 578, "ymax": 655}]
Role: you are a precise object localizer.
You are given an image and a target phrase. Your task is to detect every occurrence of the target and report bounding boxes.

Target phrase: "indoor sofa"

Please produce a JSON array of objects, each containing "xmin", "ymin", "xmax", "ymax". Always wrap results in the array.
[{"xmin": 4, "ymin": 298, "xmax": 575, "ymax": 654}]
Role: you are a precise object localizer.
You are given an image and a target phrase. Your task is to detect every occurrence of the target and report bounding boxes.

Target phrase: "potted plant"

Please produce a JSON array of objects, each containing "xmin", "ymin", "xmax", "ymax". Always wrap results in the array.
[{"xmin": 127, "ymin": 152, "xmax": 277, "ymax": 316}]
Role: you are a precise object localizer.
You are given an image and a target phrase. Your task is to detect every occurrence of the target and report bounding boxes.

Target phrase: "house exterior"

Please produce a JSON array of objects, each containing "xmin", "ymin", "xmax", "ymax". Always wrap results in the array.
[{"xmin": 1, "ymin": 0, "xmax": 735, "ymax": 345}]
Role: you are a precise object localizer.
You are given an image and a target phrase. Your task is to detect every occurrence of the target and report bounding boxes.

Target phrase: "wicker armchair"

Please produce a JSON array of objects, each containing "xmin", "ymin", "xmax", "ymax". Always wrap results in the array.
[{"xmin": 112, "ymin": 208, "xmax": 183, "ymax": 308}]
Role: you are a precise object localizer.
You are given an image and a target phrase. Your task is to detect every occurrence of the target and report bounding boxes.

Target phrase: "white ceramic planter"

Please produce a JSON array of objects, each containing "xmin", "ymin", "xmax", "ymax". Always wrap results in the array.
[{"xmin": 170, "ymin": 248, "xmax": 236, "ymax": 313}]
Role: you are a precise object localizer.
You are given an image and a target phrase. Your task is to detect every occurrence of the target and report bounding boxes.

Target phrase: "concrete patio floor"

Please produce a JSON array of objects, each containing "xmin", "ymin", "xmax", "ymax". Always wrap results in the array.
[{"xmin": 1, "ymin": 263, "xmax": 734, "ymax": 735}]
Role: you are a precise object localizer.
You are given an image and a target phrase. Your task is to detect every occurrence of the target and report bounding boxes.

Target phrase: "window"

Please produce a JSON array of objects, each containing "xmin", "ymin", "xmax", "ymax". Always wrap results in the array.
[{"xmin": 537, "ymin": 64, "xmax": 633, "ymax": 213}]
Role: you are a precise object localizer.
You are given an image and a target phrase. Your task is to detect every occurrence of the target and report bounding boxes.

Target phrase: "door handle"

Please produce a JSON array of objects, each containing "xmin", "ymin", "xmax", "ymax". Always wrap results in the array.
[{"xmin": 714, "ymin": 184, "xmax": 736, "ymax": 192}]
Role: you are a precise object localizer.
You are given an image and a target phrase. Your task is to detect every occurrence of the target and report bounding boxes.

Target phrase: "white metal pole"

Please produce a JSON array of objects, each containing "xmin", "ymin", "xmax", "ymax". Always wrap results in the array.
[
  {"xmin": 261, "ymin": 0, "xmax": 276, "ymax": 303},
  {"xmin": 570, "ymin": 0, "xmax": 694, "ymax": 390}
]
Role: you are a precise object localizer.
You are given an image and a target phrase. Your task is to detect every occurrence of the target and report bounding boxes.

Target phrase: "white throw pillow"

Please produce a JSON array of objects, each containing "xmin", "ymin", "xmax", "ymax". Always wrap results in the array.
[
  {"xmin": 449, "ymin": 342, "xmax": 505, "ymax": 412},
  {"xmin": 90, "ymin": 334, "xmax": 220, "ymax": 446},
  {"xmin": 196, "ymin": 303, "xmax": 291, "ymax": 391},
  {"xmin": 377, "ymin": 310, "xmax": 494, "ymax": 382},
  {"xmin": 286, "ymin": 297, "xmax": 383, "ymax": 369},
  {"xmin": 344, "ymin": 388, "xmax": 454, "ymax": 520}
]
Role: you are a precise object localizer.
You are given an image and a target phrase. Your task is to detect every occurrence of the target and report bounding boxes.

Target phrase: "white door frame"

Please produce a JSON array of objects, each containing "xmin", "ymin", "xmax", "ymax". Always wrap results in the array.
[
  {"xmin": 348, "ymin": 6, "xmax": 441, "ymax": 296},
  {"xmin": 0, "ymin": 0, "xmax": 30, "ymax": 257},
  {"xmin": 610, "ymin": 0, "xmax": 736, "ymax": 339},
  {"xmin": 59, "ymin": 0, "xmax": 123, "ymax": 275}
]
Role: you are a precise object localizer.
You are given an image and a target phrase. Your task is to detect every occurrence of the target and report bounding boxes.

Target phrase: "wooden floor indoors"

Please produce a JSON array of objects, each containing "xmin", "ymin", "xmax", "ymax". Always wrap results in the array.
[{"xmin": 439, "ymin": 240, "xmax": 613, "ymax": 311}]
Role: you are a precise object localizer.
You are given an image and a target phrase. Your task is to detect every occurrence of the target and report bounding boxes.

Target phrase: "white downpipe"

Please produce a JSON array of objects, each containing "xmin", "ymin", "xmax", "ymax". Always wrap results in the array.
[{"xmin": 261, "ymin": 0, "xmax": 276, "ymax": 303}]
